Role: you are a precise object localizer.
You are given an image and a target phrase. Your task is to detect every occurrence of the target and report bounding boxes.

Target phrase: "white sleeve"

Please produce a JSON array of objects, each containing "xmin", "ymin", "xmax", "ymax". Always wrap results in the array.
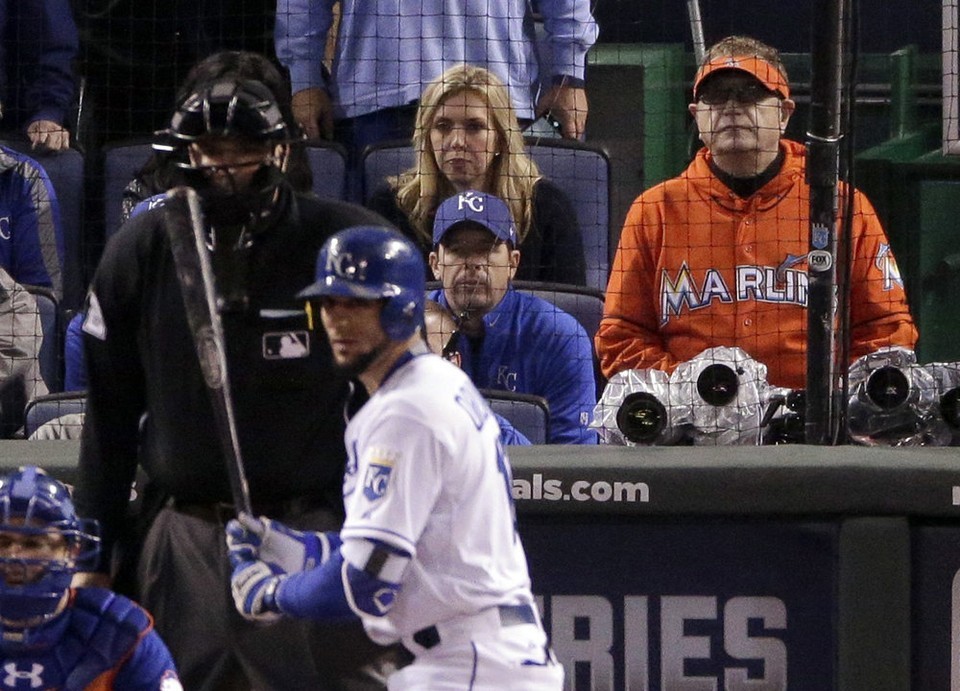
[{"xmin": 341, "ymin": 412, "xmax": 446, "ymax": 556}]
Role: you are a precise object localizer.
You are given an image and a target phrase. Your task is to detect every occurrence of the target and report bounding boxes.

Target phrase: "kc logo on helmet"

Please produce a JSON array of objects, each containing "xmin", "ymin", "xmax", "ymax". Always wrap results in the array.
[
  {"xmin": 457, "ymin": 191, "xmax": 485, "ymax": 213},
  {"xmin": 326, "ymin": 250, "xmax": 367, "ymax": 282}
]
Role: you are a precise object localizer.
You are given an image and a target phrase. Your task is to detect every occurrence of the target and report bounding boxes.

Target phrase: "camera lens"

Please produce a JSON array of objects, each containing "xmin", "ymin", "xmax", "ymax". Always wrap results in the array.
[
  {"xmin": 696, "ymin": 364, "xmax": 739, "ymax": 406},
  {"xmin": 940, "ymin": 388, "xmax": 960, "ymax": 429},
  {"xmin": 785, "ymin": 389, "xmax": 805, "ymax": 412},
  {"xmin": 617, "ymin": 392, "xmax": 668, "ymax": 444},
  {"xmin": 864, "ymin": 366, "xmax": 910, "ymax": 410}
]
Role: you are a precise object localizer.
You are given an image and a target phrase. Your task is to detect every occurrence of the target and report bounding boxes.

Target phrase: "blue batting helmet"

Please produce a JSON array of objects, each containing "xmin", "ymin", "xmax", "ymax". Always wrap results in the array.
[
  {"xmin": 0, "ymin": 467, "xmax": 99, "ymax": 648},
  {"xmin": 298, "ymin": 226, "xmax": 426, "ymax": 341}
]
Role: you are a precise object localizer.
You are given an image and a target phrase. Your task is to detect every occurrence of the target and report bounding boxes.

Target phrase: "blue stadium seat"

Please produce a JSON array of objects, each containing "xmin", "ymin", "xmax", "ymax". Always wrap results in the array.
[
  {"xmin": 102, "ymin": 139, "xmax": 155, "ymax": 240},
  {"xmin": 104, "ymin": 141, "xmax": 350, "ymax": 235},
  {"xmin": 25, "ymin": 285, "xmax": 61, "ymax": 393},
  {"xmin": 481, "ymin": 389, "xmax": 550, "ymax": 445},
  {"xmin": 525, "ymin": 139, "xmax": 611, "ymax": 293},
  {"xmin": 23, "ymin": 391, "xmax": 86, "ymax": 439},
  {"xmin": 305, "ymin": 141, "xmax": 349, "ymax": 200},
  {"xmin": 361, "ymin": 139, "xmax": 611, "ymax": 291},
  {"xmin": 0, "ymin": 141, "xmax": 85, "ymax": 311},
  {"xmin": 360, "ymin": 140, "xmax": 414, "ymax": 203},
  {"xmin": 512, "ymin": 280, "xmax": 604, "ymax": 342}
]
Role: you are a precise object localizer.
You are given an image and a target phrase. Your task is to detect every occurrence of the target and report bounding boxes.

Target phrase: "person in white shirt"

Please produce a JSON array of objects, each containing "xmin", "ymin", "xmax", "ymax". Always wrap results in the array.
[{"xmin": 226, "ymin": 225, "xmax": 562, "ymax": 690}]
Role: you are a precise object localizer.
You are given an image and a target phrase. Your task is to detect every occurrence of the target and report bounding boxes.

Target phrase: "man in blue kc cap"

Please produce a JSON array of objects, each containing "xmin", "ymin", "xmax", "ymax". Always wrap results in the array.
[
  {"xmin": 428, "ymin": 190, "xmax": 597, "ymax": 445},
  {"xmin": 431, "ymin": 189, "xmax": 518, "ymax": 246}
]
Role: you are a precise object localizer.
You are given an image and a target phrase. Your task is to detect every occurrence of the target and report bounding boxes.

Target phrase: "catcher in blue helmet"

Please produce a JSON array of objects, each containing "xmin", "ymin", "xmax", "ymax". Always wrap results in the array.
[
  {"xmin": 0, "ymin": 466, "xmax": 182, "ymax": 689},
  {"xmin": 225, "ymin": 226, "xmax": 563, "ymax": 690}
]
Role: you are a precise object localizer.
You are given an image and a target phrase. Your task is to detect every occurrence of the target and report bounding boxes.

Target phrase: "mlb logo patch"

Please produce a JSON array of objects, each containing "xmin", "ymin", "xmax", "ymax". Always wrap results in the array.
[
  {"xmin": 262, "ymin": 331, "xmax": 309, "ymax": 359},
  {"xmin": 363, "ymin": 463, "xmax": 393, "ymax": 501}
]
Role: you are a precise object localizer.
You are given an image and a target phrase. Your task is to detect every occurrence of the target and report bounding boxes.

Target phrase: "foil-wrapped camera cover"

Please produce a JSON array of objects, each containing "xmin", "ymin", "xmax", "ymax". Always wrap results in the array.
[
  {"xmin": 670, "ymin": 346, "xmax": 769, "ymax": 446},
  {"xmin": 847, "ymin": 347, "xmax": 952, "ymax": 446},
  {"xmin": 591, "ymin": 368, "xmax": 680, "ymax": 446}
]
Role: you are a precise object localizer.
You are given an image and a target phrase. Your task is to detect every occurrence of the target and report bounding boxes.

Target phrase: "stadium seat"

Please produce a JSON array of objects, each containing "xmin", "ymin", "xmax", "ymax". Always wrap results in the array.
[
  {"xmin": 512, "ymin": 280, "xmax": 604, "ymax": 341},
  {"xmin": 524, "ymin": 139, "xmax": 611, "ymax": 293},
  {"xmin": 0, "ymin": 140, "xmax": 86, "ymax": 312},
  {"xmin": 305, "ymin": 140, "xmax": 349, "ymax": 200},
  {"xmin": 23, "ymin": 391, "xmax": 86, "ymax": 439},
  {"xmin": 481, "ymin": 389, "xmax": 550, "ymax": 445},
  {"xmin": 103, "ymin": 141, "xmax": 351, "ymax": 234},
  {"xmin": 360, "ymin": 139, "xmax": 415, "ymax": 203},
  {"xmin": 362, "ymin": 139, "xmax": 611, "ymax": 291},
  {"xmin": 102, "ymin": 138, "xmax": 155, "ymax": 240},
  {"xmin": 25, "ymin": 285, "xmax": 61, "ymax": 393}
]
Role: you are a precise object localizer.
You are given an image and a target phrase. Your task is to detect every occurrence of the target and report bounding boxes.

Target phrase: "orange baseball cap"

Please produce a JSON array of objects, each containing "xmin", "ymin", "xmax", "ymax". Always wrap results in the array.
[{"xmin": 693, "ymin": 55, "xmax": 790, "ymax": 100}]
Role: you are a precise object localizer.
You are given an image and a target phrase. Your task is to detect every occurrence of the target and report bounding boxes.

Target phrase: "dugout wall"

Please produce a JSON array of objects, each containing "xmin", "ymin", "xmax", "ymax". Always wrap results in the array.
[{"xmin": 12, "ymin": 440, "xmax": 960, "ymax": 691}]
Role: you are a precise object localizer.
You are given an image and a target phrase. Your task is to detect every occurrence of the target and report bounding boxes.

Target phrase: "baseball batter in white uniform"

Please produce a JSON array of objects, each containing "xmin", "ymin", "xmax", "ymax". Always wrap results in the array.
[{"xmin": 226, "ymin": 225, "xmax": 563, "ymax": 690}]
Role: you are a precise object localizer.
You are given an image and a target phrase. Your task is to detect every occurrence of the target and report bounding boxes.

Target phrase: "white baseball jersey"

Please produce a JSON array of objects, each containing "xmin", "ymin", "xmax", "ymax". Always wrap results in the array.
[{"xmin": 340, "ymin": 351, "xmax": 536, "ymax": 639}]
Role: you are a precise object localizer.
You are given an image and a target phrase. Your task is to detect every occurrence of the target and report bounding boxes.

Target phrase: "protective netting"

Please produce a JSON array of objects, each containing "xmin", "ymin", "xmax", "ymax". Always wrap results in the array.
[{"xmin": 0, "ymin": 1, "xmax": 948, "ymax": 443}]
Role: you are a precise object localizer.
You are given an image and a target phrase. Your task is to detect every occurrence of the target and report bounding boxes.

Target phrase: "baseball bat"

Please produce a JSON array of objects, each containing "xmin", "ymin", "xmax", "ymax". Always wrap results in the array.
[{"xmin": 163, "ymin": 186, "xmax": 253, "ymax": 515}]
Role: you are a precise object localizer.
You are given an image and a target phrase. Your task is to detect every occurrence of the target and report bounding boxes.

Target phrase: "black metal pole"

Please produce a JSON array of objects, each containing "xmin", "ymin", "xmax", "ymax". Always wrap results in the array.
[{"xmin": 805, "ymin": 0, "xmax": 847, "ymax": 444}]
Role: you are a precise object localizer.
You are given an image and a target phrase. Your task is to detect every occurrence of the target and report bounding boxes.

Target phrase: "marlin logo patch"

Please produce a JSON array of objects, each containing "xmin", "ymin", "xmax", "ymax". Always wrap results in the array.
[
  {"xmin": 875, "ymin": 243, "xmax": 904, "ymax": 290},
  {"xmin": 776, "ymin": 253, "xmax": 807, "ymax": 283}
]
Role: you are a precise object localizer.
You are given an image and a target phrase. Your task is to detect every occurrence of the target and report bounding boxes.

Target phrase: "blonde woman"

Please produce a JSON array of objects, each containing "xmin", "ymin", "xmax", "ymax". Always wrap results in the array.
[{"xmin": 367, "ymin": 64, "xmax": 586, "ymax": 285}]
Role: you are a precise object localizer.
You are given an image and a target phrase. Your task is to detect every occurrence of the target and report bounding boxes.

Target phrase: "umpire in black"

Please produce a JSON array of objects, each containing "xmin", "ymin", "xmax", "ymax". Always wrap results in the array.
[{"xmin": 73, "ymin": 66, "xmax": 393, "ymax": 690}]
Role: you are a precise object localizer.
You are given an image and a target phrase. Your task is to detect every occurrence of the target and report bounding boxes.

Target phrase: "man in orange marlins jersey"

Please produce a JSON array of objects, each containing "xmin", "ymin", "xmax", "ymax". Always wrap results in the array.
[{"xmin": 596, "ymin": 35, "xmax": 917, "ymax": 390}]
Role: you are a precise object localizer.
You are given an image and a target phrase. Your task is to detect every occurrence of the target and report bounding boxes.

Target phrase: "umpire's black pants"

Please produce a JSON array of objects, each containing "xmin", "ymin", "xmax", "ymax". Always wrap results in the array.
[{"xmin": 138, "ymin": 503, "xmax": 398, "ymax": 691}]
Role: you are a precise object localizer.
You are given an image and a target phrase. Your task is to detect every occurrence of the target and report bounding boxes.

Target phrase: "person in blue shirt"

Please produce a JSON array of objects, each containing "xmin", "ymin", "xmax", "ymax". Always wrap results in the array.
[
  {"xmin": 0, "ymin": 0, "xmax": 79, "ymax": 151},
  {"xmin": 275, "ymin": 0, "xmax": 598, "ymax": 183},
  {"xmin": 63, "ymin": 311, "xmax": 86, "ymax": 391},
  {"xmin": 428, "ymin": 190, "xmax": 597, "ymax": 444},
  {"xmin": 0, "ymin": 144, "xmax": 64, "ymax": 295},
  {"xmin": 424, "ymin": 298, "xmax": 531, "ymax": 447}
]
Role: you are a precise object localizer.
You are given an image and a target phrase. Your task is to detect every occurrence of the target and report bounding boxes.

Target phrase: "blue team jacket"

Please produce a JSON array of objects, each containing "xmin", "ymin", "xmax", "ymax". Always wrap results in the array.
[
  {"xmin": 430, "ymin": 288, "xmax": 597, "ymax": 445},
  {"xmin": 0, "ymin": 0, "xmax": 79, "ymax": 127},
  {"xmin": 0, "ymin": 146, "xmax": 64, "ymax": 293}
]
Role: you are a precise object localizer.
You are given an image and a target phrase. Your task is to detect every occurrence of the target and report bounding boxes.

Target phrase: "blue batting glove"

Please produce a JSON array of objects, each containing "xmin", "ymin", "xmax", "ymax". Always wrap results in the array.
[
  {"xmin": 225, "ymin": 514, "xmax": 263, "ymax": 568},
  {"xmin": 231, "ymin": 558, "xmax": 284, "ymax": 623},
  {"xmin": 226, "ymin": 513, "xmax": 340, "ymax": 574}
]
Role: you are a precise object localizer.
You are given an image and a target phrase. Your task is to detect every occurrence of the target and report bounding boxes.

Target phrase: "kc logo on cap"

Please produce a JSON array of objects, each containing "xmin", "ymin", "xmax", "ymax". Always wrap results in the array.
[
  {"xmin": 457, "ymin": 191, "xmax": 485, "ymax": 213},
  {"xmin": 432, "ymin": 189, "xmax": 518, "ymax": 246}
]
